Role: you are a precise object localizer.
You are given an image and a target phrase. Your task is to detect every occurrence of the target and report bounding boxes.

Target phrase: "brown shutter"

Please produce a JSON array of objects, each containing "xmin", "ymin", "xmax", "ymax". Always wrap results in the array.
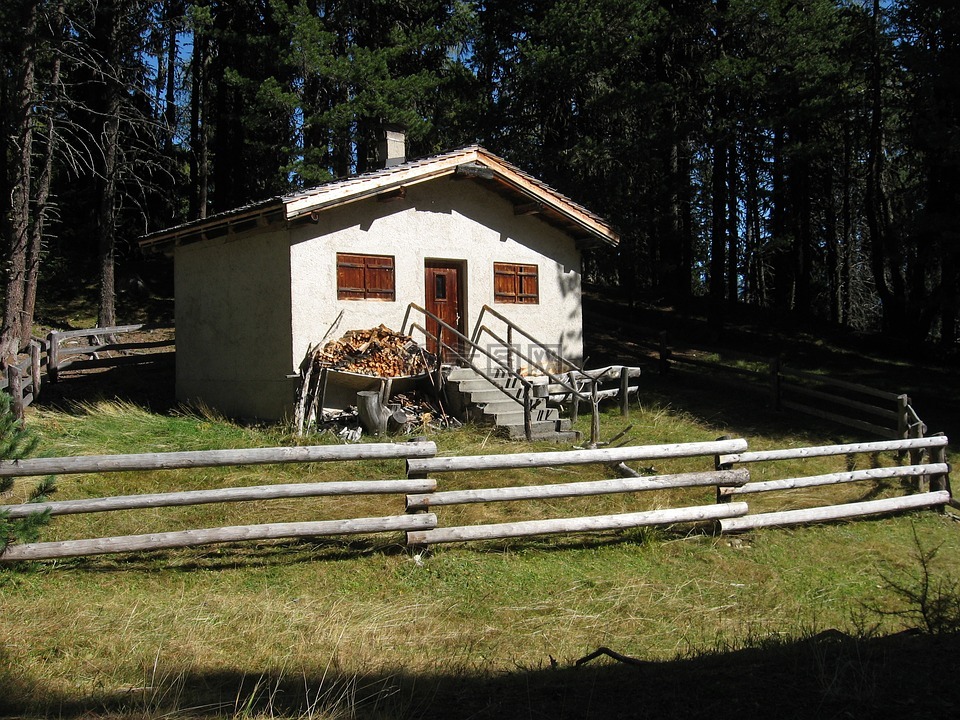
[
  {"xmin": 517, "ymin": 264, "xmax": 539, "ymax": 304},
  {"xmin": 494, "ymin": 262, "xmax": 538, "ymax": 304},
  {"xmin": 337, "ymin": 254, "xmax": 367, "ymax": 299},
  {"xmin": 494, "ymin": 262, "xmax": 518, "ymax": 303},
  {"xmin": 337, "ymin": 253, "xmax": 395, "ymax": 300},
  {"xmin": 364, "ymin": 255, "xmax": 395, "ymax": 300}
]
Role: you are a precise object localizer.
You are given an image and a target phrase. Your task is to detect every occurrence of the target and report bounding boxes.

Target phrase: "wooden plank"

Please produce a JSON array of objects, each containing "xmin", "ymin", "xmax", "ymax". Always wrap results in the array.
[
  {"xmin": 782, "ymin": 382, "xmax": 899, "ymax": 420},
  {"xmin": 0, "ymin": 441, "xmax": 438, "ymax": 478},
  {"xmin": 57, "ymin": 339, "xmax": 174, "ymax": 356},
  {"xmin": 51, "ymin": 324, "xmax": 145, "ymax": 340},
  {"xmin": 732, "ymin": 463, "xmax": 949, "ymax": 495},
  {"xmin": 407, "ymin": 502, "xmax": 749, "ymax": 545},
  {"xmin": 570, "ymin": 366, "xmax": 642, "ymax": 382},
  {"xmin": 718, "ymin": 435, "xmax": 949, "ymax": 465},
  {"xmin": 53, "ymin": 352, "xmax": 176, "ymax": 372},
  {"xmin": 1, "ymin": 479, "xmax": 438, "ymax": 518},
  {"xmin": 406, "ymin": 469, "xmax": 750, "ymax": 509},
  {"xmin": 780, "ymin": 399, "xmax": 897, "ymax": 438},
  {"xmin": 719, "ymin": 492, "xmax": 950, "ymax": 533},
  {"xmin": 406, "ymin": 439, "xmax": 748, "ymax": 476},
  {"xmin": 0, "ymin": 513, "xmax": 438, "ymax": 561},
  {"xmin": 719, "ymin": 435, "xmax": 948, "ymax": 465},
  {"xmin": 778, "ymin": 367, "xmax": 902, "ymax": 401}
]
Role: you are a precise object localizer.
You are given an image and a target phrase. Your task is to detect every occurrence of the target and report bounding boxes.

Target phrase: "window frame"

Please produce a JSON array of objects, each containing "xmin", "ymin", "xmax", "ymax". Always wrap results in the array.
[
  {"xmin": 336, "ymin": 253, "xmax": 396, "ymax": 301},
  {"xmin": 493, "ymin": 262, "xmax": 539, "ymax": 305}
]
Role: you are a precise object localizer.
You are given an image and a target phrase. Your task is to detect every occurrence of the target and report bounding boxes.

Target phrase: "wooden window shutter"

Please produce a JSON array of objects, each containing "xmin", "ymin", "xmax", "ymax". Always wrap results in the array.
[
  {"xmin": 494, "ymin": 262, "xmax": 518, "ymax": 303},
  {"xmin": 337, "ymin": 253, "xmax": 395, "ymax": 301},
  {"xmin": 494, "ymin": 262, "xmax": 538, "ymax": 304}
]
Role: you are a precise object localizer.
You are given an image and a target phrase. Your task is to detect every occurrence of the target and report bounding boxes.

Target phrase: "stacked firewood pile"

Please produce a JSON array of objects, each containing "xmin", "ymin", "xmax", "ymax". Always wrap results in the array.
[
  {"xmin": 313, "ymin": 324, "xmax": 431, "ymax": 377},
  {"xmin": 294, "ymin": 325, "xmax": 440, "ymax": 436}
]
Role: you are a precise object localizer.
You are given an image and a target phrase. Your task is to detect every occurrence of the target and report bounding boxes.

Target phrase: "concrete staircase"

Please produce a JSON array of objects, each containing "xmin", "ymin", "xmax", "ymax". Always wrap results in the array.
[{"xmin": 444, "ymin": 367, "xmax": 580, "ymax": 442}]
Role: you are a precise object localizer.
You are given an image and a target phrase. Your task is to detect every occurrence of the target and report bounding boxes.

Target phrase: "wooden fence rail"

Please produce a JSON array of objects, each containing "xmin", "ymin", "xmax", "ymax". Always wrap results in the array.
[
  {"xmin": 46, "ymin": 324, "xmax": 174, "ymax": 382},
  {"xmin": 0, "ymin": 441, "xmax": 438, "ymax": 563},
  {"xmin": 716, "ymin": 435, "xmax": 951, "ymax": 532},
  {"xmin": 1, "ymin": 435, "xmax": 951, "ymax": 561},
  {"xmin": 405, "ymin": 440, "xmax": 751, "ymax": 546}
]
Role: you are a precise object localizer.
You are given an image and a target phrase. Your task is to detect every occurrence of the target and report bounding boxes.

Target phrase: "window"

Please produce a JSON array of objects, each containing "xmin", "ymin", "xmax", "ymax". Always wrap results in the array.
[
  {"xmin": 494, "ymin": 262, "xmax": 539, "ymax": 304},
  {"xmin": 337, "ymin": 253, "xmax": 395, "ymax": 301}
]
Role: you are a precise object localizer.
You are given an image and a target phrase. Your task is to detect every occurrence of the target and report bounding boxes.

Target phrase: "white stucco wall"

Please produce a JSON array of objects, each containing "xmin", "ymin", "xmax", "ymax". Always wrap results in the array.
[
  {"xmin": 174, "ymin": 226, "xmax": 295, "ymax": 419},
  {"xmin": 174, "ymin": 176, "xmax": 587, "ymax": 420},
  {"xmin": 289, "ymin": 177, "xmax": 584, "ymax": 376}
]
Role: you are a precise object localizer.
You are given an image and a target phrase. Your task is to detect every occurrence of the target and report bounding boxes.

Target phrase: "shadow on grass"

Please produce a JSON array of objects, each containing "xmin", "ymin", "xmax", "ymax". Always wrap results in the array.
[
  {"xmin": 4, "ymin": 629, "xmax": 959, "ymax": 719},
  {"xmin": 35, "ymin": 359, "xmax": 176, "ymax": 415}
]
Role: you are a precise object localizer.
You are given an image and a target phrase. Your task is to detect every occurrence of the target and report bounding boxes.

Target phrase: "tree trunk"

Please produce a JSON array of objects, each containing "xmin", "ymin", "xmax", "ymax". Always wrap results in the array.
[
  {"xmin": 23, "ymin": 0, "xmax": 65, "ymax": 345},
  {"xmin": 96, "ymin": 0, "xmax": 121, "ymax": 330},
  {"xmin": 1, "ymin": 1, "xmax": 38, "ymax": 359}
]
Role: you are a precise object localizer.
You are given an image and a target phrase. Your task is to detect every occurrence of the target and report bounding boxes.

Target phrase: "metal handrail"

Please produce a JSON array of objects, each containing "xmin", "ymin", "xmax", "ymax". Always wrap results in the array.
[
  {"xmin": 402, "ymin": 304, "xmax": 539, "ymax": 440},
  {"xmin": 473, "ymin": 324, "xmax": 590, "ymax": 402},
  {"xmin": 471, "ymin": 304, "xmax": 582, "ymax": 375}
]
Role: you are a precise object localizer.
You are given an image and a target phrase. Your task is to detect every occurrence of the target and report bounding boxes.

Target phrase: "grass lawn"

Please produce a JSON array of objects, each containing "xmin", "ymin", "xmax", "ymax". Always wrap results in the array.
[{"xmin": 3, "ymin": 375, "xmax": 960, "ymax": 719}]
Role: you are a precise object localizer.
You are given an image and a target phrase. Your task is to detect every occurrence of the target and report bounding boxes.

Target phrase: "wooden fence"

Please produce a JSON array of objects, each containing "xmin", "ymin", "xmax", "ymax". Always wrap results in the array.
[
  {"xmin": 403, "ymin": 439, "xmax": 751, "ymax": 545},
  {"xmin": 658, "ymin": 333, "xmax": 926, "ymax": 441},
  {"xmin": 0, "ymin": 442, "xmax": 438, "ymax": 562},
  {"xmin": 1, "ymin": 435, "xmax": 951, "ymax": 562},
  {"xmin": 715, "ymin": 435, "xmax": 950, "ymax": 532},
  {"xmin": 46, "ymin": 324, "xmax": 174, "ymax": 383},
  {"xmin": 0, "ymin": 340, "xmax": 44, "ymax": 420}
]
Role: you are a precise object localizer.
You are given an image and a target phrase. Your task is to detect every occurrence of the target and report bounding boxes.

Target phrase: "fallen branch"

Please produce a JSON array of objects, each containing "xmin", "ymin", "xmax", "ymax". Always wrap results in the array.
[{"xmin": 575, "ymin": 646, "xmax": 650, "ymax": 668}]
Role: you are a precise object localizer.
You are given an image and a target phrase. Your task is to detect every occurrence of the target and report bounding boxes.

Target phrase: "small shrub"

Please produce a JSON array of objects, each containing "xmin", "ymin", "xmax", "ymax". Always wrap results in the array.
[{"xmin": 874, "ymin": 523, "xmax": 960, "ymax": 634}]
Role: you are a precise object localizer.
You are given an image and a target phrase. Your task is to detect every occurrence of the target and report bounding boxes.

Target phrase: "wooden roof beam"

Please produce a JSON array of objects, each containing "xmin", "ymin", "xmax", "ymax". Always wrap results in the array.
[{"xmin": 513, "ymin": 202, "xmax": 544, "ymax": 216}]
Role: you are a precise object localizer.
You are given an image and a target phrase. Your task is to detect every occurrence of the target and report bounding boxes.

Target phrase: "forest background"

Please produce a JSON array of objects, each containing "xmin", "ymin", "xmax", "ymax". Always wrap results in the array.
[{"xmin": 1, "ymin": 0, "xmax": 957, "ymax": 358}]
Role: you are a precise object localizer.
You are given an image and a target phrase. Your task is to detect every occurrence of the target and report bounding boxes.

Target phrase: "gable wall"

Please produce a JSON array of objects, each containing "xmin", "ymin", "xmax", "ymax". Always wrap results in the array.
[
  {"xmin": 289, "ymin": 176, "xmax": 584, "ymax": 376},
  {"xmin": 174, "ymin": 226, "xmax": 295, "ymax": 419}
]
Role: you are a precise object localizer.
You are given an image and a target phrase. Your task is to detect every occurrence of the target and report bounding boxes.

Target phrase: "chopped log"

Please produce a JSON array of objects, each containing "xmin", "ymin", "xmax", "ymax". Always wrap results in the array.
[
  {"xmin": 406, "ymin": 502, "xmax": 748, "ymax": 545},
  {"xmin": 719, "ymin": 491, "xmax": 950, "ymax": 533},
  {"xmin": 0, "ymin": 513, "xmax": 439, "ymax": 562}
]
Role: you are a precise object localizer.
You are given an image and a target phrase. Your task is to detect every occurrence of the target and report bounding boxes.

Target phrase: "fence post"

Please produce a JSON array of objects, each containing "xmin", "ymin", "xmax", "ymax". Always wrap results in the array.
[
  {"xmin": 896, "ymin": 394, "xmax": 909, "ymax": 440},
  {"xmin": 715, "ymin": 434, "xmax": 734, "ymax": 504},
  {"xmin": 619, "ymin": 366, "xmax": 630, "ymax": 417},
  {"xmin": 569, "ymin": 371, "xmax": 580, "ymax": 419},
  {"xmin": 46, "ymin": 331, "xmax": 60, "ymax": 383},
  {"xmin": 769, "ymin": 356, "xmax": 781, "ymax": 410},
  {"xmin": 590, "ymin": 379, "xmax": 600, "ymax": 448},
  {"xmin": 29, "ymin": 340, "xmax": 41, "ymax": 400},
  {"xmin": 523, "ymin": 383, "xmax": 533, "ymax": 442},
  {"xmin": 659, "ymin": 331, "xmax": 669, "ymax": 375},
  {"xmin": 931, "ymin": 437, "xmax": 949, "ymax": 495},
  {"xmin": 7, "ymin": 364, "xmax": 24, "ymax": 421}
]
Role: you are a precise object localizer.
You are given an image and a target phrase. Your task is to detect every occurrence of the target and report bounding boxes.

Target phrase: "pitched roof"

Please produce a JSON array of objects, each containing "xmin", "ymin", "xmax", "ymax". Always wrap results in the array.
[{"xmin": 139, "ymin": 145, "xmax": 619, "ymax": 250}]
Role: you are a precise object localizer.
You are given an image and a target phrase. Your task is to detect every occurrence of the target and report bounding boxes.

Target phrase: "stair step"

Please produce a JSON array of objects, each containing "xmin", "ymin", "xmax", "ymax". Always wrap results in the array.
[
  {"xmin": 497, "ymin": 425, "xmax": 582, "ymax": 443},
  {"xmin": 445, "ymin": 366, "xmax": 480, "ymax": 382},
  {"xmin": 476, "ymin": 407, "xmax": 559, "ymax": 426}
]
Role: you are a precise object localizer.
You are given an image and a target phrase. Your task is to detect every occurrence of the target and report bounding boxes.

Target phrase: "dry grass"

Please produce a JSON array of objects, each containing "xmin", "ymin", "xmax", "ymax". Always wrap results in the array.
[{"xmin": 2, "ymin": 396, "xmax": 960, "ymax": 718}]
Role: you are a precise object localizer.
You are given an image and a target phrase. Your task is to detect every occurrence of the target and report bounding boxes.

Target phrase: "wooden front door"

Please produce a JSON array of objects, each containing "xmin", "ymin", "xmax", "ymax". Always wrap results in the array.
[{"xmin": 424, "ymin": 261, "xmax": 464, "ymax": 362}]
